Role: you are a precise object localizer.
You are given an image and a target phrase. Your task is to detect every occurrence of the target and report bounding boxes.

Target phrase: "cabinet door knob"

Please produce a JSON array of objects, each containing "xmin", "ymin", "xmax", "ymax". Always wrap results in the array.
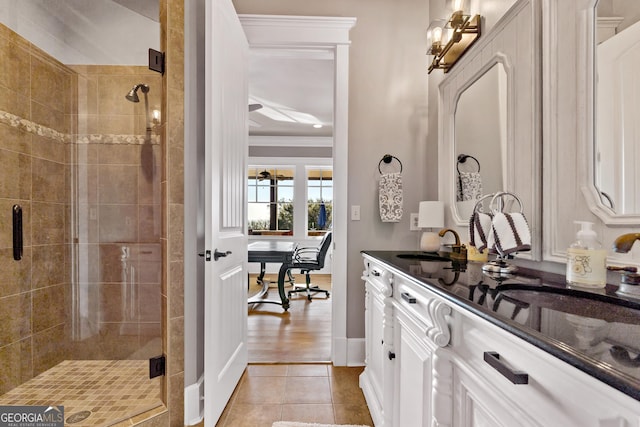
[
  {"xmin": 484, "ymin": 351, "xmax": 529, "ymax": 384},
  {"xmin": 371, "ymin": 270, "xmax": 381, "ymax": 277},
  {"xmin": 388, "ymin": 351, "xmax": 396, "ymax": 360}
]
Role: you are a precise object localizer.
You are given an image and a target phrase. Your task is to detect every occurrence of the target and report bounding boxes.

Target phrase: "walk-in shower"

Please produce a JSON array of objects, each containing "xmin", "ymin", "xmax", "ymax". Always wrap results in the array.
[{"xmin": 0, "ymin": 1, "xmax": 164, "ymax": 425}]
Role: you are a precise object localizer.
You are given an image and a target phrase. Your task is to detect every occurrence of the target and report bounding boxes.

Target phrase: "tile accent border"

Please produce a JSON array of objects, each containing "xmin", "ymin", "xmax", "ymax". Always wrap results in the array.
[
  {"xmin": 0, "ymin": 109, "xmax": 160, "ymax": 145},
  {"xmin": 0, "ymin": 110, "xmax": 66, "ymax": 142}
]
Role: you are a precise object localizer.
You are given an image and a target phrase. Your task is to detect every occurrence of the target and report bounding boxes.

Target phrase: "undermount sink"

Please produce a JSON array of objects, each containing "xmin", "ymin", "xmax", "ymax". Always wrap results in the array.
[
  {"xmin": 494, "ymin": 284, "xmax": 640, "ymax": 324},
  {"xmin": 395, "ymin": 253, "xmax": 451, "ymax": 262}
]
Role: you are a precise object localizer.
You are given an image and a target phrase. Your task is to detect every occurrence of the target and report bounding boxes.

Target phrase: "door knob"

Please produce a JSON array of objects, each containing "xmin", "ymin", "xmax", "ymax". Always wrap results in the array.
[{"xmin": 214, "ymin": 249, "xmax": 232, "ymax": 261}]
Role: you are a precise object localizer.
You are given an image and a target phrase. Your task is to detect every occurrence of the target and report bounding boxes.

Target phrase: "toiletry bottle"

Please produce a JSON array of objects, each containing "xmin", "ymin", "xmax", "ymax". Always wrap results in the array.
[{"xmin": 566, "ymin": 221, "xmax": 607, "ymax": 288}]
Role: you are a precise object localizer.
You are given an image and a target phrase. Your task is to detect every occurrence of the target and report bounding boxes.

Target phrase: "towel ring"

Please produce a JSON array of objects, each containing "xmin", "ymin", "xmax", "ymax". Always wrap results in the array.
[
  {"xmin": 489, "ymin": 191, "xmax": 523, "ymax": 214},
  {"xmin": 378, "ymin": 154, "xmax": 403, "ymax": 174},
  {"xmin": 472, "ymin": 194, "xmax": 495, "ymax": 214},
  {"xmin": 457, "ymin": 154, "xmax": 480, "ymax": 174}
]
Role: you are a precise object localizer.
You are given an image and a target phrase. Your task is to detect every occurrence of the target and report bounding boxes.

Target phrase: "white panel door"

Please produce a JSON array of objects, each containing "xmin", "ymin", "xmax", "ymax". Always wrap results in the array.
[{"xmin": 204, "ymin": 0, "xmax": 249, "ymax": 424}]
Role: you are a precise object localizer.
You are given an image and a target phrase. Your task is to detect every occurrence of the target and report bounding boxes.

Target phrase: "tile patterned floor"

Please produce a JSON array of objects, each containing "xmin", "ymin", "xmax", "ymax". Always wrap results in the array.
[
  {"xmin": 215, "ymin": 364, "xmax": 373, "ymax": 427},
  {"xmin": 0, "ymin": 360, "xmax": 163, "ymax": 426}
]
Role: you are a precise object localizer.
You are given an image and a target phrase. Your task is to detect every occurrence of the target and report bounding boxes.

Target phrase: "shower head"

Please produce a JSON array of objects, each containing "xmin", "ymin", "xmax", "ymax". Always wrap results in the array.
[{"xmin": 125, "ymin": 83, "xmax": 150, "ymax": 103}]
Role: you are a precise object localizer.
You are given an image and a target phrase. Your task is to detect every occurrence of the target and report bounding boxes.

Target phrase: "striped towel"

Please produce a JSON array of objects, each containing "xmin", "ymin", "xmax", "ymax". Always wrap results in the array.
[
  {"xmin": 469, "ymin": 211, "xmax": 493, "ymax": 252},
  {"xmin": 379, "ymin": 172, "xmax": 403, "ymax": 222},
  {"xmin": 487, "ymin": 212, "xmax": 531, "ymax": 255}
]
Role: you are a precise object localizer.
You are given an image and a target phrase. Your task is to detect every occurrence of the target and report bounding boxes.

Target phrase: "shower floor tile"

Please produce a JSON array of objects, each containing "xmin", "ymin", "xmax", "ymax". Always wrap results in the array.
[{"xmin": 0, "ymin": 360, "xmax": 163, "ymax": 426}]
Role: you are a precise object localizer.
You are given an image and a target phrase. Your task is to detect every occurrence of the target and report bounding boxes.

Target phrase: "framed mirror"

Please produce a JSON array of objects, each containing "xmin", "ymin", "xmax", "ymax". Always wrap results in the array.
[
  {"xmin": 438, "ymin": 0, "xmax": 541, "ymax": 261},
  {"xmin": 590, "ymin": 2, "xmax": 640, "ymax": 219},
  {"xmin": 544, "ymin": 0, "xmax": 640, "ymax": 267},
  {"xmin": 454, "ymin": 62, "xmax": 508, "ymax": 220}
]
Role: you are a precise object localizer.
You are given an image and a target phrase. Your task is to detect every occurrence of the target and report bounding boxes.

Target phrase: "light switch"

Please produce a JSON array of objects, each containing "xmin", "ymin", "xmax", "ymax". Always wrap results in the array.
[{"xmin": 351, "ymin": 205, "xmax": 361, "ymax": 221}]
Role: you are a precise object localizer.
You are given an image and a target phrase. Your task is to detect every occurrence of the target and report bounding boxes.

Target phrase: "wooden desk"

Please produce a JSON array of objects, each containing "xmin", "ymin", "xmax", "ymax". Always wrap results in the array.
[{"xmin": 248, "ymin": 241, "xmax": 296, "ymax": 310}]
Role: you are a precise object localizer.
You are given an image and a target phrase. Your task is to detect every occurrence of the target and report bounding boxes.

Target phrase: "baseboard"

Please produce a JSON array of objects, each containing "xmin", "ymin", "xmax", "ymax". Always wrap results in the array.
[
  {"xmin": 347, "ymin": 338, "xmax": 366, "ymax": 366},
  {"xmin": 333, "ymin": 337, "xmax": 365, "ymax": 366},
  {"xmin": 184, "ymin": 374, "xmax": 204, "ymax": 426},
  {"xmin": 360, "ymin": 370, "xmax": 383, "ymax": 427}
]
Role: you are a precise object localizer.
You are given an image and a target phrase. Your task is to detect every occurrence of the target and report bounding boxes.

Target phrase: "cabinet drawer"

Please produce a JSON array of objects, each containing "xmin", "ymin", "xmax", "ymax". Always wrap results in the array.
[
  {"xmin": 363, "ymin": 259, "xmax": 393, "ymax": 296},
  {"xmin": 393, "ymin": 275, "xmax": 452, "ymax": 348},
  {"xmin": 451, "ymin": 309, "xmax": 640, "ymax": 427}
]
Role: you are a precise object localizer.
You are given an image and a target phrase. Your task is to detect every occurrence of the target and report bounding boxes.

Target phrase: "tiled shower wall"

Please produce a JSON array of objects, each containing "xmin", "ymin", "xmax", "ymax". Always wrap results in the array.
[
  {"xmin": 67, "ymin": 65, "xmax": 163, "ymax": 362},
  {"xmin": 0, "ymin": 22, "xmax": 164, "ymax": 397},
  {"xmin": 0, "ymin": 23, "xmax": 74, "ymax": 395}
]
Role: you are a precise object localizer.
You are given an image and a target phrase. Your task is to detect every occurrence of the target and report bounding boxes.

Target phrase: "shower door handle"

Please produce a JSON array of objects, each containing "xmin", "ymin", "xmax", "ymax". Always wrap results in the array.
[{"xmin": 13, "ymin": 205, "xmax": 22, "ymax": 261}]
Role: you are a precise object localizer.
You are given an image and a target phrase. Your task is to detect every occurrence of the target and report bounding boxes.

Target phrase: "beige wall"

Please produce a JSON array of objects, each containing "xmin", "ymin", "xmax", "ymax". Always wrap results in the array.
[{"xmin": 233, "ymin": 0, "xmax": 432, "ymax": 338}]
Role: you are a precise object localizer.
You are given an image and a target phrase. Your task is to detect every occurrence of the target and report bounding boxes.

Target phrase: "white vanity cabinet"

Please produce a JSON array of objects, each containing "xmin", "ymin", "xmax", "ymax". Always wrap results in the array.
[
  {"xmin": 360, "ymin": 253, "xmax": 640, "ymax": 427},
  {"xmin": 450, "ymin": 309, "xmax": 640, "ymax": 427},
  {"xmin": 392, "ymin": 275, "xmax": 452, "ymax": 427},
  {"xmin": 360, "ymin": 258, "xmax": 395, "ymax": 427}
]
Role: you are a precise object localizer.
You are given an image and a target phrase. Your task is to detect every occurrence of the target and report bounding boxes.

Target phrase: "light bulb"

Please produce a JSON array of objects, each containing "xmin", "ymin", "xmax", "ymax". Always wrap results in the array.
[{"xmin": 432, "ymin": 26, "xmax": 443, "ymax": 43}]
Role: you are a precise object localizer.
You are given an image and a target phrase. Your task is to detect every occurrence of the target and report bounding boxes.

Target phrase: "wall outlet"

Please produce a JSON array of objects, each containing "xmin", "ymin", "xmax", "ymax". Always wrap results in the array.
[{"xmin": 410, "ymin": 213, "xmax": 420, "ymax": 231}]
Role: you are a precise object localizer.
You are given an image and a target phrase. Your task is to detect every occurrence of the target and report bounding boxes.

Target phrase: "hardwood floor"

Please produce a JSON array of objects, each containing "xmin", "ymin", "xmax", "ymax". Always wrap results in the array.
[{"xmin": 248, "ymin": 273, "xmax": 332, "ymax": 363}]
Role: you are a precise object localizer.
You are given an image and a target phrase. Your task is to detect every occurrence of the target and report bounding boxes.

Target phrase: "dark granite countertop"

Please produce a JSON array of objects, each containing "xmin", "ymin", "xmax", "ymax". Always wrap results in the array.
[{"xmin": 362, "ymin": 250, "xmax": 640, "ymax": 402}]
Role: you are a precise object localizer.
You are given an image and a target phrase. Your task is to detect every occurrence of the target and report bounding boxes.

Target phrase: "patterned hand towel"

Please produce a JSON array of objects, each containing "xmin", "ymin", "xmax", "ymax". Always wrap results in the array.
[
  {"xmin": 379, "ymin": 172, "xmax": 403, "ymax": 222},
  {"xmin": 457, "ymin": 171, "xmax": 483, "ymax": 202},
  {"xmin": 469, "ymin": 211, "xmax": 493, "ymax": 251},
  {"xmin": 487, "ymin": 212, "xmax": 531, "ymax": 255}
]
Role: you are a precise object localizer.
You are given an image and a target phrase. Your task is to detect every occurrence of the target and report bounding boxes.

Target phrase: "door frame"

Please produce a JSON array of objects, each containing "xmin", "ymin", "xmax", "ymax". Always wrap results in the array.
[{"xmin": 239, "ymin": 14, "xmax": 356, "ymax": 365}]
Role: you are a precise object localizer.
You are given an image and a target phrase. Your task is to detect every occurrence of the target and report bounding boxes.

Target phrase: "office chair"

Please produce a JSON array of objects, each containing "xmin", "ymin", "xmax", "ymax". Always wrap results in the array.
[{"xmin": 287, "ymin": 231, "xmax": 332, "ymax": 301}]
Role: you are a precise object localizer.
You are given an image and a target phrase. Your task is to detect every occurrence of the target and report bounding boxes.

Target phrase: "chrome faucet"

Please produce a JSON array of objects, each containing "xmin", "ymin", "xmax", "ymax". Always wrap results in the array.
[{"xmin": 438, "ymin": 228, "xmax": 467, "ymax": 261}]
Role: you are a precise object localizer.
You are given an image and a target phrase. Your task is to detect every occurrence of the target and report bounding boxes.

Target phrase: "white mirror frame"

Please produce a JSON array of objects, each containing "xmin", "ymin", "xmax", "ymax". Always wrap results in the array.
[
  {"xmin": 580, "ymin": 1, "xmax": 640, "ymax": 226},
  {"xmin": 543, "ymin": 0, "xmax": 640, "ymax": 267},
  {"xmin": 439, "ymin": 0, "xmax": 542, "ymax": 261}
]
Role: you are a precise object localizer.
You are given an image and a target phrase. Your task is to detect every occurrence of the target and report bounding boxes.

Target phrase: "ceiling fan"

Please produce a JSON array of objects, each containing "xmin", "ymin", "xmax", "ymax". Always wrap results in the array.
[{"xmin": 257, "ymin": 169, "xmax": 288, "ymax": 180}]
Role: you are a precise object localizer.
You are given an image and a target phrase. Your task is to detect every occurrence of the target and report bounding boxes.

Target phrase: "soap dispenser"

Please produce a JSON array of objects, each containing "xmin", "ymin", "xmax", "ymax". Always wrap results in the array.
[{"xmin": 566, "ymin": 221, "xmax": 607, "ymax": 288}]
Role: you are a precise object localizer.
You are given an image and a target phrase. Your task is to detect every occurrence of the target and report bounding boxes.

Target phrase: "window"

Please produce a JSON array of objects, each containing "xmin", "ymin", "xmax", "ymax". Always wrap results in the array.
[
  {"xmin": 307, "ymin": 168, "xmax": 332, "ymax": 236},
  {"xmin": 247, "ymin": 167, "xmax": 294, "ymax": 235},
  {"xmin": 248, "ymin": 162, "xmax": 332, "ymax": 238}
]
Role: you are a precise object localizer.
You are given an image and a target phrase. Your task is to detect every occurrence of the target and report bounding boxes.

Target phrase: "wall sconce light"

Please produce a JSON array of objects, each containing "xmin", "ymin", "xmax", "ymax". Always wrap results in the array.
[
  {"xmin": 152, "ymin": 109, "xmax": 161, "ymax": 126},
  {"xmin": 427, "ymin": 0, "xmax": 481, "ymax": 74}
]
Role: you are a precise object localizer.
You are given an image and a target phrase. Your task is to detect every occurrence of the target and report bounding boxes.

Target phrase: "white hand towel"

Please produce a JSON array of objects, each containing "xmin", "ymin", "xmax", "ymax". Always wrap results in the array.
[
  {"xmin": 469, "ymin": 211, "xmax": 493, "ymax": 252},
  {"xmin": 488, "ymin": 212, "xmax": 531, "ymax": 255},
  {"xmin": 379, "ymin": 172, "xmax": 403, "ymax": 222}
]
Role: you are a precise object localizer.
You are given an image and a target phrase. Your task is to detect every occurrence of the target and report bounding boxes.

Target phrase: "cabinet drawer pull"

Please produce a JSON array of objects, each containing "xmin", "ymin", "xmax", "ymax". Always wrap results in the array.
[
  {"xmin": 371, "ymin": 270, "xmax": 381, "ymax": 277},
  {"xmin": 401, "ymin": 292, "xmax": 416, "ymax": 303},
  {"xmin": 483, "ymin": 351, "xmax": 529, "ymax": 385},
  {"xmin": 388, "ymin": 351, "xmax": 396, "ymax": 360}
]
